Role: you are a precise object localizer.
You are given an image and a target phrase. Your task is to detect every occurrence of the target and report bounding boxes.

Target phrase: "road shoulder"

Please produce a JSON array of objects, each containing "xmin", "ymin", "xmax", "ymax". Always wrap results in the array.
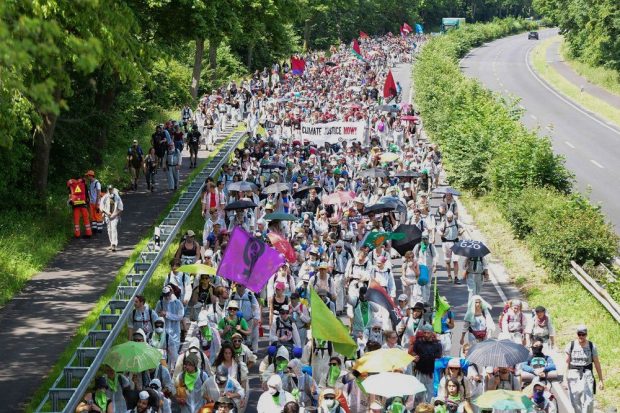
[{"xmin": 529, "ymin": 35, "xmax": 620, "ymax": 128}]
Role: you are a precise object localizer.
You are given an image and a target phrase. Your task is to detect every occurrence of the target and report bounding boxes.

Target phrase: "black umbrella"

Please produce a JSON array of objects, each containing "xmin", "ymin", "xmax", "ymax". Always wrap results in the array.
[
  {"xmin": 224, "ymin": 200, "xmax": 257, "ymax": 211},
  {"xmin": 378, "ymin": 196, "xmax": 407, "ymax": 224},
  {"xmin": 377, "ymin": 104, "xmax": 401, "ymax": 113},
  {"xmin": 451, "ymin": 240, "xmax": 491, "ymax": 258},
  {"xmin": 433, "ymin": 186, "xmax": 461, "ymax": 196},
  {"xmin": 293, "ymin": 185, "xmax": 322, "ymax": 199},
  {"xmin": 396, "ymin": 170, "xmax": 421, "ymax": 178},
  {"xmin": 227, "ymin": 181, "xmax": 258, "ymax": 192},
  {"xmin": 359, "ymin": 168, "xmax": 388, "ymax": 178},
  {"xmin": 262, "ymin": 163, "xmax": 286, "ymax": 170},
  {"xmin": 362, "ymin": 203, "xmax": 395, "ymax": 215},
  {"xmin": 263, "ymin": 182, "xmax": 291, "ymax": 194},
  {"xmin": 391, "ymin": 224, "xmax": 423, "ymax": 256},
  {"xmin": 466, "ymin": 339, "xmax": 530, "ymax": 367},
  {"xmin": 325, "ymin": 62, "xmax": 337, "ymax": 67}
]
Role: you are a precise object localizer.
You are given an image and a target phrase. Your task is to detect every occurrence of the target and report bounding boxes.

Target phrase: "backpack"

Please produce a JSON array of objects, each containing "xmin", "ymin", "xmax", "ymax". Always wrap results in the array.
[{"xmin": 132, "ymin": 305, "xmax": 154, "ymax": 332}]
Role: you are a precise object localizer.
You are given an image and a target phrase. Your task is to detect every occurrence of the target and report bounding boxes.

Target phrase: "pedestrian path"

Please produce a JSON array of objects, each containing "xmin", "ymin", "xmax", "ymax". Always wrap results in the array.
[
  {"xmin": 0, "ymin": 125, "xmax": 237, "ymax": 412},
  {"xmin": 547, "ymin": 38, "xmax": 620, "ymax": 110}
]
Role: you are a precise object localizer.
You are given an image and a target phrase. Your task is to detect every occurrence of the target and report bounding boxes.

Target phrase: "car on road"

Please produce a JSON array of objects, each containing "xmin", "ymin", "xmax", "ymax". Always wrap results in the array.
[{"xmin": 528, "ymin": 31, "xmax": 539, "ymax": 40}]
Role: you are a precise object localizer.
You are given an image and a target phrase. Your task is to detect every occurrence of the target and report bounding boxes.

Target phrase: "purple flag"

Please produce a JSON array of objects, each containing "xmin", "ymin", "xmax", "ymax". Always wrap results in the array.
[{"xmin": 217, "ymin": 226, "xmax": 285, "ymax": 292}]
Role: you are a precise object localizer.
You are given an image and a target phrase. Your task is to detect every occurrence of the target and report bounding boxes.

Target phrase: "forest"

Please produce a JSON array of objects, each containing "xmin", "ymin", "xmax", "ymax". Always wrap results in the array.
[
  {"xmin": 533, "ymin": 0, "xmax": 620, "ymax": 70},
  {"xmin": 0, "ymin": 0, "xmax": 537, "ymax": 205}
]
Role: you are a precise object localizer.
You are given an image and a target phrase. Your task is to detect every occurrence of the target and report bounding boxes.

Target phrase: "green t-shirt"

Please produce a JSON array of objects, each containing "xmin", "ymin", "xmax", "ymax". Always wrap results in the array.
[{"xmin": 217, "ymin": 316, "xmax": 249, "ymax": 341}]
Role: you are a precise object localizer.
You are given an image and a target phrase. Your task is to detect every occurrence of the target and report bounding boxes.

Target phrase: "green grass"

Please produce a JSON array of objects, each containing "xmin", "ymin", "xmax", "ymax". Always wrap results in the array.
[
  {"xmin": 0, "ymin": 107, "xmax": 179, "ymax": 309},
  {"xmin": 461, "ymin": 193, "xmax": 620, "ymax": 408},
  {"xmin": 25, "ymin": 126, "xmax": 244, "ymax": 413},
  {"xmin": 559, "ymin": 41, "xmax": 620, "ymax": 97},
  {"xmin": 530, "ymin": 36, "xmax": 620, "ymax": 128}
]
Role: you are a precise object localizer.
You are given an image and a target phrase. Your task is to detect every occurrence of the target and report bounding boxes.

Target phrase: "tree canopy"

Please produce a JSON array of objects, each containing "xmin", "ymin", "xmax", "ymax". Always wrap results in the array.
[{"xmin": 0, "ymin": 0, "xmax": 534, "ymax": 202}]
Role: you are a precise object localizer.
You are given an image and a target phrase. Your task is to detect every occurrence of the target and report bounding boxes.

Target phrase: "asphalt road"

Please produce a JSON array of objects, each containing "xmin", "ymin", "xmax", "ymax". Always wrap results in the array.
[{"xmin": 461, "ymin": 28, "xmax": 620, "ymax": 234}]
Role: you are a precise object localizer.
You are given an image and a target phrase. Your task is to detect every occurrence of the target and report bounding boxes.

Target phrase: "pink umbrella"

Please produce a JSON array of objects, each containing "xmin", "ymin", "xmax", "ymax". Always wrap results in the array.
[
  {"xmin": 324, "ymin": 191, "xmax": 356, "ymax": 205},
  {"xmin": 401, "ymin": 115, "xmax": 418, "ymax": 122}
]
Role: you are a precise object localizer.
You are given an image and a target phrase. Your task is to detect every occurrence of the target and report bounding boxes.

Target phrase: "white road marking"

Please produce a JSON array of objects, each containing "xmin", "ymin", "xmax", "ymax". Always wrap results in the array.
[
  {"xmin": 564, "ymin": 141, "xmax": 575, "ymax": 148},
  {"xmin": 525, "ymin": 46, "xmax": 620, "ymax": 137},
  {"xmin": 530, "ymin": 115, "xmax": 537, "ymax": 120},
  {"xmin": 590, "ymin": 159, "xmax": 604, "ymax": 169}
]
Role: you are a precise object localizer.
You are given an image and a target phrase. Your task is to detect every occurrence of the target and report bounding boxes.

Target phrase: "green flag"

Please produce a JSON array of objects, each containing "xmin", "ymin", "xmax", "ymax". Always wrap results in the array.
[
  {"xmin": 310, "ymin": 288, "xmax": 357, "ymax": 358},
  {"xmin": 432, "ymin": 289, "xmax": 451, "ymax": 333},
  {"xmin": 363, "ymin": 231, "xmax": 406, "ymax": 249}
]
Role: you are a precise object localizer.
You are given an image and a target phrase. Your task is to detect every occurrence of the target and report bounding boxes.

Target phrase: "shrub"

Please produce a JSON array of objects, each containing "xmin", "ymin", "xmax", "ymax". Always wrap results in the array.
[
  {"xmin": 527, "ymin": 192, "xmax": 619, "ymax": 279},
  {"xmin": 413, "ymin": 18, "xmax": 619, "ymax": 280}
]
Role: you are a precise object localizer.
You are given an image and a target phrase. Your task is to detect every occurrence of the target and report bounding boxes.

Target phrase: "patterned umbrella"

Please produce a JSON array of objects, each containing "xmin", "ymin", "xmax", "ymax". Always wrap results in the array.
[
  {"xmin": 466, "ymin": 339, "xmax": 530, "ymax": 367},
  {"xmin": 474, "ymin": 390, "xmax": 534, "ymax": 410},
  {"xmin": 451, "ymin": 240, "xmax": 491, "ymax": 258},
  {"xmin": 104, "ymin": 342, "xmax": 162, "ymax": 372}
]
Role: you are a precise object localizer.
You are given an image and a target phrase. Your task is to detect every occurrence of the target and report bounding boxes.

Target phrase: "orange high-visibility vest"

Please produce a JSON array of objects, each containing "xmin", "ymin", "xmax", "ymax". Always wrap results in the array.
[{"xmin": 67, "ymin": 178, "xmax": 87, "ymax": 206}]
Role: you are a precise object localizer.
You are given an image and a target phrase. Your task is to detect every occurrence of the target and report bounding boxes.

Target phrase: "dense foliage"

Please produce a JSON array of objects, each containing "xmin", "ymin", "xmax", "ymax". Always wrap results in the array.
[
  {"xmin": 533, "ymin": 0, "xmax": 620, "ymax": 70},
  {"xmin": 413, "ymin": 19, "xmax": 619, "ymax": 278}
]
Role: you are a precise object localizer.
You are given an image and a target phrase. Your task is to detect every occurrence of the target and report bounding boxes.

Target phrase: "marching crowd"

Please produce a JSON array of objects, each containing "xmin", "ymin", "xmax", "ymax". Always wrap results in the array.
[{"xmin": 75, "ymin": 32, "xmax": 604, "ymax": 413}]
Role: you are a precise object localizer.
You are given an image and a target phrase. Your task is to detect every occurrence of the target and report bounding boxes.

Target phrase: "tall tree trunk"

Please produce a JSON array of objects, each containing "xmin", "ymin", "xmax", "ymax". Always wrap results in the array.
[
  {"xmin": 304, "ymin": 19, "xmax": 312, "ymax": 51},
  {"xmin": 31, "ymin": 92, "xmax": 61, "ymax": 198},
  {"xmin": 190, "ymin": 37, "xmax": 205, "ymax": 100},
  {"xmin": 209, "ymin": 37, "xmax": 220, "ymax": 84},
  {"xmin": 93, "ymin": 79, "xmax": 118, "ymax": 165},
  {"xmin": 246, "ymin": 42, "xmax": 254, "ymax": 69}
]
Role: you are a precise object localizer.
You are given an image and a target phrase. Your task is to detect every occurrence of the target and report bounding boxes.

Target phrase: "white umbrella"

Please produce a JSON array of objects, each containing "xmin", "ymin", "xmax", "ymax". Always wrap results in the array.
[{"xmin": 362, "ymin": 372, "xmax": 426, "ymax": 398}]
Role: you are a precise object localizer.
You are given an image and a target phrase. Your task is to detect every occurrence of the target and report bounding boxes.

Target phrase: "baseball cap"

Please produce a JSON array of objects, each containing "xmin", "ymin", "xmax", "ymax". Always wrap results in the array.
[{"xmin": 576, "ymin": 325, "xmax": 588, "ymax": 334}]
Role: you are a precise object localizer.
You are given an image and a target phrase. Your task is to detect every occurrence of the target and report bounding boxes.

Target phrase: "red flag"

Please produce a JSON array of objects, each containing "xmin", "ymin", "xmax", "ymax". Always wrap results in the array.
[
  {"xmin": 336, "ymin": 390, "xmax": 351, "ymax": 413},
  {"xmin": 402, "ymin": 22, "xmax": 413, "ymax": 34},
  {"xmin": 351, "ymin": 38, "xmax": 363, "ymax": 60},
  {"xmin": 267, "ymin": 232, "xmax": 296, "ymax": 263},
  {"xmin": 383, "ymin": 70, "xmax": 397, "ymax": 99},
  {"xmin": 359, "ymin": 31, "xmax": 369, "ymax": 39},
  {"xmin": 290, "ymin": 56, "xmax": 306, "ymax": 75}
]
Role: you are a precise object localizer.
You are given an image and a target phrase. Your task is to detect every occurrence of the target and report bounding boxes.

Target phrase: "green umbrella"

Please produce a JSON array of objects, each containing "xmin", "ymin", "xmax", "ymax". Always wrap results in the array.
[
  {"xmin": 177, "ymin": 263, "xmax": 216, "ymax": 275},
  {"xmin": 474, "ymin": 389, "xmax": 534, "ymax": 410},
  {"xmin": 104, "ymin": 341, "xmax": 162, "ymax": 372},
  {"xmin": 264, "ymin": 212, "xmax": 298, "ymax": 221}
]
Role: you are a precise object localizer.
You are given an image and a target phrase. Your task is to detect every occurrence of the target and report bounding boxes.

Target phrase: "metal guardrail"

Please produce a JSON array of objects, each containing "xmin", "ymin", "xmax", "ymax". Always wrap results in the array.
[
  {"xmin": 570, "ymin": 260, "xmax": 620, "ymax": 324},
  {"xmin": 35, "ymin": 127, "xmax": 246, "ymax": 413}
]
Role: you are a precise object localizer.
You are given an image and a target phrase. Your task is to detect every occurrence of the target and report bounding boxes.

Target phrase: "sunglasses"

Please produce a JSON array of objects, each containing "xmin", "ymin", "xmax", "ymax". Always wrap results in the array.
[
  {"xmin": 280, "ymin": 311, "xmax": 289, "ymax": 315},
  {"xmin": 324, "ymin": 396, "xmax": 336, "ymax": 400},
  {"xmin": 232, "ymin": 339, "xmax": 243, "ymax": 343},
  {"xmin": 577, "ymin": 332, "xmax": 587, "ymax": 336}
]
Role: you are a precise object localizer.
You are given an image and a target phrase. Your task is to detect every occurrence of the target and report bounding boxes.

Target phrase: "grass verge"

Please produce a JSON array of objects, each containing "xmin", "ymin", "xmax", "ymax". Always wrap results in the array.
[
  {"xmin": 0, "ymin": 107, "xmax": 178, "ymax": 309},
  {"xmin": 461, "ymin": 193, "xmax": 620, "ymax": 408},
  {"xmin": 559, "ymin": 41, "xmax": 620, "ymax": 97},
  {"xmin": 530, "ymin": 36, "xmax": 620, "ymax": 128},
  {"xmin": 25, "ymin": 126, "xmax": 243, "ymax": 413}
]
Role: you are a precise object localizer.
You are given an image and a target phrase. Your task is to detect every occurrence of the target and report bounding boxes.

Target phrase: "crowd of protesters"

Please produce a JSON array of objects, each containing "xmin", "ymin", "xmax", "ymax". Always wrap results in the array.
[{"xmin": 76, "ymin": 32, "xmax": 604, "ymax": 413}]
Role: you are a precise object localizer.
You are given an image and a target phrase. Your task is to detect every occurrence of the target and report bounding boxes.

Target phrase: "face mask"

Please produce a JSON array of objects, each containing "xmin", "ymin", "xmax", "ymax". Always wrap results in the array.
[
  {"xmin": 267, "ymin": 387, "xmax": 279, "ymax": 395},
  {"xmin": 532, "ymin": 346, "xmax": 543, "ymax": 356},
  {"xmin": 155, "ymin": 327, "xmax": 164, "ymax": 334},
  {"xmin": 277, "ymin": 360, "xmax": 288, "ymax": 372}
]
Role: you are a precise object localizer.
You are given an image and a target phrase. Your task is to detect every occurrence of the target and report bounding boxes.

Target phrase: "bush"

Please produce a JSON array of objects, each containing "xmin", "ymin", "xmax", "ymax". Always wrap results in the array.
[
  {"xmin": 527, "ymin": 191, "xmax": 619, "ymax": 279},
  {"xmin": 413, "ymin": 18, "xmax": 619, "ymax": 280}
]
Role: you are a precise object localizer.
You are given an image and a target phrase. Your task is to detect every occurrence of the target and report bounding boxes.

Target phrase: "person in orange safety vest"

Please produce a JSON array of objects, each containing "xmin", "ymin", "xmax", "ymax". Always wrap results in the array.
[{"xmin": 67, "ymin": 177, "xmax": 92, "ymax": 238}]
